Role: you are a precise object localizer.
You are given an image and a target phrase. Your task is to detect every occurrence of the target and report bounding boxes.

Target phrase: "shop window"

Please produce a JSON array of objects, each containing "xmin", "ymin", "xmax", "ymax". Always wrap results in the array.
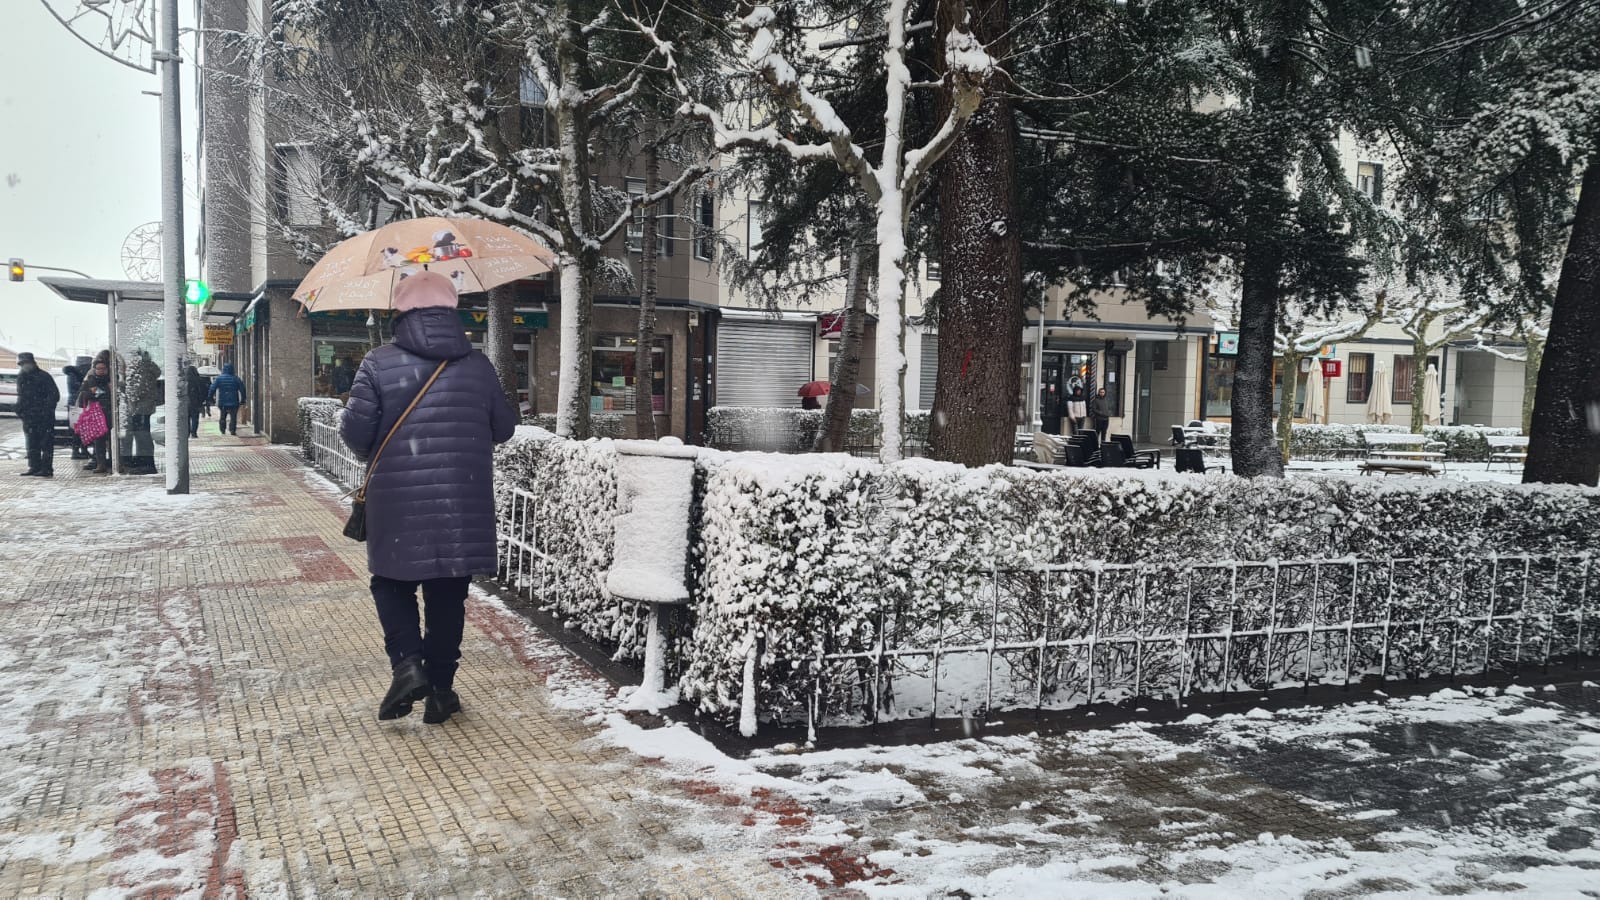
[
  {"xmin": 1204, "ymin": 343, "xmax": 1236, "ymax": 418},
  {"xmin": 1392, "ymin": 354, "xmax": 1437, "ymax": 404},
  {"xmin": 694, "ymin": 193, "xmax": 715, "ymax": 260},
  {"xmin": 1347, "ymin": 352, "xmax": 1372, "ymax": 403},
  {"xmin": 274, "ymin": 143, "xmax": 321, "ymax": 227},
  {"xmin": 591, "ymin": 334, "xmax": 668, "ymax": 414}
]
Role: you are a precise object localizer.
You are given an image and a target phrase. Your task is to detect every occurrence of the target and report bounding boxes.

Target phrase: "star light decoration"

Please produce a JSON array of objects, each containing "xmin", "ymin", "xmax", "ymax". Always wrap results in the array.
[
  {"xmin": 39, "ymin": 0, "xmax": 158, "ymax": 73},
  {"xmin": 121, "ymin": 221, "xmax": 163, "ymax": 282}
]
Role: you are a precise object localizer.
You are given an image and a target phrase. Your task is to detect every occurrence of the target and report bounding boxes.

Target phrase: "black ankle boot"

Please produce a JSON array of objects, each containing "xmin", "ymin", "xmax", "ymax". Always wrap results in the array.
[
  {"xmin": 377, "ymin": 658, "xmax": 430, "ymax": 720},
  {"xmin": 422, "ymin": 689, "xmax": 461, "ymax": 725}
]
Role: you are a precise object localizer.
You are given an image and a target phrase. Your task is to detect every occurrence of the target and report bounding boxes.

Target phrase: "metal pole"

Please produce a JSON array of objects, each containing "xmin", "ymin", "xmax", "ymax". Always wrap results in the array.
[{"xmin": 156, "ymin": 0, "xmax": 189, "ymax": 493}]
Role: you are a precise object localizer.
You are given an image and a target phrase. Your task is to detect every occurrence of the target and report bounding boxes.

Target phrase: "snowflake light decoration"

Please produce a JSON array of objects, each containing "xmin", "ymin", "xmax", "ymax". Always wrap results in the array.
[
  {"xmin": 39, "ymin": 0, "xmax": 158, "ymax": 73},
  {"xmin": 121, "ymin": 221, "xmax": 163, "ymax": 282}
]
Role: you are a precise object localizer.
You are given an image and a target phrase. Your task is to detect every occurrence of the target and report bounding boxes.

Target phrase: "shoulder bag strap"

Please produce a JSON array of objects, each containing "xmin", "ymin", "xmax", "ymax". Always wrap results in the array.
[{"xmin": 353, "ymin": 359, "xmax": 449, "ymax": 501}]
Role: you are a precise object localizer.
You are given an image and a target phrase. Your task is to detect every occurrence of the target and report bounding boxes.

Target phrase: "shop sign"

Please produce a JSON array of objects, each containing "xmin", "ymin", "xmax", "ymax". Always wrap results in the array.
[
  {"xmin": 234, "ymin": 307, "xmax": 257, "ymax": 334},
  {"xmin": 457, "ymin": 309, "xmax": 549, "ymax": 329},
  {"xmin": 818, "ymin": 311, "xmax": 844, "ymax": 340},
  {"xmin": 205, "ymin": 325, "xmax": 234, "ymax": 345},
  {"xmin": 317, "ymin": 344, "xmax": 336, "ymax": 364},
  {"xmin": 1321, "ymin": 359, "xmax": 1342, "ymax": 378},
  {"xmin": 1318, "ymin": 344, "xmax": 1338, "ymax": 358},
  {"xmin": 1215, "ymin": 332, "xmax": 1239, "ymax": 356}
]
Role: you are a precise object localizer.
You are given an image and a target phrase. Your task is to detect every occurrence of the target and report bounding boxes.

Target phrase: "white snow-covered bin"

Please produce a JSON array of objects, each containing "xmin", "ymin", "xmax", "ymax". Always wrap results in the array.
[{"xmin": 605, "ymin": 438, "xmax": 698, "ymax": 711}]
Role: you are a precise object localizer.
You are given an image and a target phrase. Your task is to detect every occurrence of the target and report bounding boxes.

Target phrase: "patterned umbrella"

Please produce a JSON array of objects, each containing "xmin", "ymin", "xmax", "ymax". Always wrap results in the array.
[{"xmin": 292, "ymin": 217, "xmax": 555, "ymax": 311}]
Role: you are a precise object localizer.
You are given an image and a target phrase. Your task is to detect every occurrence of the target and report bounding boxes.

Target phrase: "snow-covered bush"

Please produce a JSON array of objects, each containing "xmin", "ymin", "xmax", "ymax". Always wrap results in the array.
[
  {"xmin": 705, "ymin": 406, "xmax": 930, "ymax": 455},
  {"xmin": 521, "ymin": 412, "xmax": 629, "ymax": 439},
  {"xmin": 489, "ymin": 431, "xmax": 1600, "ymax": 731},
  {"xmin": 296, "ymin": 397, "xmax": 344, "ymax": 459},
  {"xmin": 1207, "ymin": 422, "xmax": 1523, "ymax": 461}
]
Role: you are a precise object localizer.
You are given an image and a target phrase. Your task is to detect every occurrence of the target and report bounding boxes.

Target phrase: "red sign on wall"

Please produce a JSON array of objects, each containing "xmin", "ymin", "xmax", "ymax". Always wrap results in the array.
[{"xmin": 1321, "ymin": 359, "xmax": 1343, "ymax": 378}]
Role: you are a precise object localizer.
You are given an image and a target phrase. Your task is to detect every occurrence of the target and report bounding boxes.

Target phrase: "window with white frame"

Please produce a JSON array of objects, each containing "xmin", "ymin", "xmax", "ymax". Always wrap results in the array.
[
  {"xmin": 1356, "ymin": 161, "xmax": 1384, "ymax": 204},
  {"xmin": 747, "ymin": 200, "xmax": 766, "ymax": 258},
  {"xmin": 626, "ymin": 178, "xmax": 645, "ymax": 252},
  {"xmin": 694, "ymin": 192, "xmax": 715, "ymax": 260}
]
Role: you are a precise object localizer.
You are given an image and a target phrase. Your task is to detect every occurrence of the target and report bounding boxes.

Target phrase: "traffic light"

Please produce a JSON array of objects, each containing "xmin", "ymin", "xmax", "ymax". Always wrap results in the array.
[
  {"xmin": 7, "ymin": 259, "xmax": 21, "ymax": 282},
  {"xmin": 184, "ymin": 278, "xmax": 212, "ymax": 305}
]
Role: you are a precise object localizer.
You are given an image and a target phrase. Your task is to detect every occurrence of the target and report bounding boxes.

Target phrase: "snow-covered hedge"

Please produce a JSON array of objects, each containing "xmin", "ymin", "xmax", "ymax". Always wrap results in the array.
[
  {"xmin": 296, "ymin": 398, "xmax": 344, "ymax": 458},
  {"xmin": 1210, "ymin": 423, "xmax": 1523, "ymax": 461},
  {"xmin": 520, "ymin": 412, "xmax": 630, "ymax": 439},
  {"xmin": 488, "ymin": 432, "xmax": 1600, "ymax": 731},
  {"xmin": 706, "ymin": 406, "xmax": 931, "ymax": 454}
]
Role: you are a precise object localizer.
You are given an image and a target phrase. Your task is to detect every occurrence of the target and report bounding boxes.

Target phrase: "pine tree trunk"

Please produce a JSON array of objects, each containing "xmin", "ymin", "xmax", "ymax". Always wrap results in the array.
[
  {"xmin": 1524, "ymin": 151, "xmax": 1600, "ymax": 485},
  {"xmin": 817, "ymin": 244, "xmax": 869, "ymax": 453},
  {"xmin": 633, "ymin": 136, "xmax": 659, "ymax": 440},
  {"xmin": 485, "ymin": 285, "xmax": 519, "ymax": 410},
  {"xmin": 1234, "ymin": 238, "xmax": 1287, "ymax": 477},
  {"xmin": 930, "ymin": 0, "xmax": 1023, "ymax": 467}
]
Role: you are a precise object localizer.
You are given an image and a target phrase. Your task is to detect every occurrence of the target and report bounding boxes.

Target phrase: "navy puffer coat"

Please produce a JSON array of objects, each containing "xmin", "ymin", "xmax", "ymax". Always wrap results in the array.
[{"xmin": 340, "ymin": 307, "xmax": 517, "ymax": 580}]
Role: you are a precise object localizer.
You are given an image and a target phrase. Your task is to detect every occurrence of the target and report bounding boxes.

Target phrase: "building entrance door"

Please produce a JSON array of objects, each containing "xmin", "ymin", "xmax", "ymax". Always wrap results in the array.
[{"xmin": 1134, "ymin": 342, "xmax": 1154, "ymax": 443}]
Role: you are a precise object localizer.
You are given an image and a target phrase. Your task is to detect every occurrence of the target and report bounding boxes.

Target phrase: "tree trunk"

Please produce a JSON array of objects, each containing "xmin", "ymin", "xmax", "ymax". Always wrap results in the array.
[
  {"xmin": 486, "ymin": 285, "xmax": 519, "ymax": 411},
  {"xmin": 1276, "ymin": 351, "xmax": 1301, "ymax": 461},
  {"xmin": 553, "ymin": 10, "xmax": 594, "ymax": 440},
  {"xmin": 817, "ymin": 243, "xmax": 869, "ymax": 452},
  {"xmin": 1521, "ymin": 332, "xmax": 1542, "ymax": 434},
  {"xmin": 1524, "ymin": 151, "xmax": 1600, "ymax": 485},
  {"xmin": 930, "ymin": 0, "xmax": 1023, "ymax": 467},
  {"xmin": 1410, "ymin": 334, "xmax": 1430, "ymax": 434},
  {"xmin": 633, "ymin": 135, "xmax": 660, "ymax": 440},
  {"xmin": 1234, "ymin": 238, "xmax": 1287, "ymax": 477}
]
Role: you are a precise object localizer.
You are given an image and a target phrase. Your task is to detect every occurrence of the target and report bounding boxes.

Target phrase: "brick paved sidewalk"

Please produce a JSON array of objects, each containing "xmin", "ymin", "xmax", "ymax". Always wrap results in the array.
[{"xmin": 0, "ymin": 432, "xmax": 809, "ymax": 897}]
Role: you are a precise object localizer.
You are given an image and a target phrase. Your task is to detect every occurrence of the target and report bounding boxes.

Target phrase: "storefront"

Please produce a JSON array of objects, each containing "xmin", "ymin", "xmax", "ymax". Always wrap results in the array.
[{"xmin": 713, "ymin": 315, "xmax": 816, "ymax": 408}]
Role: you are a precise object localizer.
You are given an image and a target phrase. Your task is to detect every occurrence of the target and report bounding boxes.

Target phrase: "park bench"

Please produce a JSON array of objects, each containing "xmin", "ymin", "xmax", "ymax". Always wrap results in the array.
[
  {"xmin": 1359, "ymin": 432, "xmax": 1446, "ymax": 476},
  {"xmin": 1486, "ymin": 434, "xmax": 1529, "ymax": 469}
]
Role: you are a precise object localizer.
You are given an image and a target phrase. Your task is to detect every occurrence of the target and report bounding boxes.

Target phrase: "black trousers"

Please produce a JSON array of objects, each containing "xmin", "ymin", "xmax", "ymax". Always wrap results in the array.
[
  {"xmin": 23, "ymin": 420, "xmax": 54, "ymax": 474},
  {"xmin": 370, "ymin": 575, "xmax": 469, "ymax": 692},
  {"xmin": 218, "ymin": 406, "xmax": 238, "ymax": 434}
]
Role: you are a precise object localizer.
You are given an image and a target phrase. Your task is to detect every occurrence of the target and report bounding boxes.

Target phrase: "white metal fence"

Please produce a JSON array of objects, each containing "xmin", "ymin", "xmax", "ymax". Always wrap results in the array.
[
  {"xmin": 779, "ymin": 554, "xmax": 1596, "ymax": 730},
  {"xmin": 308, "ymin": 420, "xmax": 366, "ymax": 488}
]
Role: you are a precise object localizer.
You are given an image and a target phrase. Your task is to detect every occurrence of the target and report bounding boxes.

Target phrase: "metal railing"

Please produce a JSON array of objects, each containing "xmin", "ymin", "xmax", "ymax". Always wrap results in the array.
[
  {"xmin": 776, "ymin": 554, "xmax": 1596, "ymax": 732},
  {"xmin": 308, "ymin": 420, "xmax": 365, "ymax": 488}
]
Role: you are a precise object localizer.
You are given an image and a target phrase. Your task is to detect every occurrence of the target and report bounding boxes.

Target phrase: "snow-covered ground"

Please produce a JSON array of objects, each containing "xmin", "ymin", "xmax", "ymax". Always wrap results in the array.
[
  {"xmin": 1286, "ymin": 457, "xmax": 1528, "ymax": 485},
  {"xmin": 483, "ymin": 581, "xmax": 1600, "ymax": 897}
]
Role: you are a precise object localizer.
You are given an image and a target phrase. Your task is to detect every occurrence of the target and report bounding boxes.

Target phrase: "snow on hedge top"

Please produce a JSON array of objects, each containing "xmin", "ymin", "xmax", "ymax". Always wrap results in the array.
[{"xmin": 714, "ymin": 449, "xmax": 875, "ymax": 491}]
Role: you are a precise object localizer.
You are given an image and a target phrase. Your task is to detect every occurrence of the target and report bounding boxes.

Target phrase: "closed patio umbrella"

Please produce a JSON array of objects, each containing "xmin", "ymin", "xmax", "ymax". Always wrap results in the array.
[
  {"xmin": 1304, "ymin": 371, "xmax": 1325, "ymax": 424},
  {"xmin": 1366, "ymin": 363, "xmax": 1393, "ymax": 424},
  {"xmin": 1423, "ymin": 363, "xmax": 1443, "ymax": 426}
]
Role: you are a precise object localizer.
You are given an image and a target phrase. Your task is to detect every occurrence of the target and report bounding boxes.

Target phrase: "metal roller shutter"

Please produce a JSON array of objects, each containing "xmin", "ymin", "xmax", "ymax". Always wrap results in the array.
[
  {"xmin": 919, "ymin": 333, "xmax": 938, "ymax": 410},
  {"xmin": 715, "ymin": 320, "xmax": 815, "ymax": 408}
]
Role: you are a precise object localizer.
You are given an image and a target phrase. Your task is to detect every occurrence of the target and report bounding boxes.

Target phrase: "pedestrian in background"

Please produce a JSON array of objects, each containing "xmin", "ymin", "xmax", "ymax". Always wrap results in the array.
[
  {"xmin": 340, "ymin": 271, "xmax": 516, "ymax": 725},
  {"xmin": 121, "ymin": 349, "xmax": 161, "ymax": 474},
  {"xmin": 208, "ymin": 363, "xmax": 247, "ymax": 436},
  {"xmin": 1090, "ymin": 387, "xmax": 1111, "ymax": 443},
  {"xmin": 62, "ymin": 356, "xmax": 90, "ymax": 459},
  {"xmin": 77, "ymin": 353, "xmax": 113, "ymax": 474},
  {"xmin": 185, "ymin": 366, "xmax": 208, "ymax": 438},
  {"xmin": 330, "ymin": 358, "xmax": 356, "ymax": 403},
  {"xmin": 15, "ymin": 353, "xmax": 60, "ymax": 478}
]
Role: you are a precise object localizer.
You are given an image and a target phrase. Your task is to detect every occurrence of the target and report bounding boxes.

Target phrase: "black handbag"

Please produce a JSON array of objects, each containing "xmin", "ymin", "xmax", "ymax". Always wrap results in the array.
[{"xmin": 343, "ymin": 360, "xmax": 449, "ymax": 542}]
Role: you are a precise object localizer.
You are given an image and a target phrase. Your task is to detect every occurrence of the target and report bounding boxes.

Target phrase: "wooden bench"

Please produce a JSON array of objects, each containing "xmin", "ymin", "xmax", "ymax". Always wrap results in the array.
[{"xmin": 1486, "ymin": 434, "xmax": 1529, "ymax": 469}]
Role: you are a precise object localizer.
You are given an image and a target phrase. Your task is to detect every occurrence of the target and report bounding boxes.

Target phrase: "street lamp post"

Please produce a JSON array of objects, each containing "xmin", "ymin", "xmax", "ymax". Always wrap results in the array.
[{"xmin": 38, "ymin": 0, "xmax": 189, "ymax": 493}]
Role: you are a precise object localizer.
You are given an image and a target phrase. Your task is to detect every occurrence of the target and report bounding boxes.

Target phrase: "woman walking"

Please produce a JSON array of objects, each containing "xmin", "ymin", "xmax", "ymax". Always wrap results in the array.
[{"xmin": 340, "ymin": 272, "xmax": 517, "ymax": 724}]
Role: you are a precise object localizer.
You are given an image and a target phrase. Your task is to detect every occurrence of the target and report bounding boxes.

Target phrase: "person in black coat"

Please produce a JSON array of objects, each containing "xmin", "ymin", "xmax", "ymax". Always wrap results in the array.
[
  {"xmin": 62, "ymin": 357, "xmax": 89, "ymax": 459},
  {"xmin": 185, "ymin": 366, "xmax": 208, "ymax": 438},
  {"xmin": 1089, "ymin": 387, "xmax": 1112, "ymax": 443},
  {"xmin": 341, "ymin": 271, "xmax": 517, "ymax": 725},
  {"xmin": 15, "ymin": 353, "xmax": 60, "ymax": 477}
]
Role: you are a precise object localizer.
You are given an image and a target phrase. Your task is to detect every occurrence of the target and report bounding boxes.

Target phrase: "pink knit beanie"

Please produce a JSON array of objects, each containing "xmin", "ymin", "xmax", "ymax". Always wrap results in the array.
[{"xmin": 392, "ymin": 270, "xmax": 459, "ymax": 312}]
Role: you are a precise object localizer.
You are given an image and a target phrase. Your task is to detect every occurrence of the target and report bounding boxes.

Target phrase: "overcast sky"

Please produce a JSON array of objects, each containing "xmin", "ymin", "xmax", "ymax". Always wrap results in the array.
[{"xmin": 0, "ymin": 0, "xmax": 198, "ymax": 360}]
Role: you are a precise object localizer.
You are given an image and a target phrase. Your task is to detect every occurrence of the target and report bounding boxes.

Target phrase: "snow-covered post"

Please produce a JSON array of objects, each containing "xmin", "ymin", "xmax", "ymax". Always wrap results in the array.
[{"xmin": 605, "ymin": 438, "xmax": 698, "ymax": 711}]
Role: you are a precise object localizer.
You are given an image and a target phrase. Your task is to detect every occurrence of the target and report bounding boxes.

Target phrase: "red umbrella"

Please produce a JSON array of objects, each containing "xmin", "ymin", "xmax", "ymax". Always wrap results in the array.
[{"xmin": 797, "ymin": 380, "xmax": 831, "ymax": 398}]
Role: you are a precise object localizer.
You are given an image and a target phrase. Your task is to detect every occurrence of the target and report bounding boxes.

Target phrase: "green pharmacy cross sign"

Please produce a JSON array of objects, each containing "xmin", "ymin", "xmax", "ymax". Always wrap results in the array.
[{"xmin": 184, "ymin": 279, "xmax": 212, "ymax": 306}]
